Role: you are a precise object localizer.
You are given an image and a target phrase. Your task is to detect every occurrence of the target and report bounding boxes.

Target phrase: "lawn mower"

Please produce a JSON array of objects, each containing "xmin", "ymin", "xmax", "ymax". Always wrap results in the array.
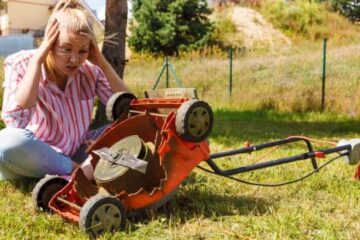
[{"xmin": 32, "ymin": 88, "xmax": 360, "ymax": 239}]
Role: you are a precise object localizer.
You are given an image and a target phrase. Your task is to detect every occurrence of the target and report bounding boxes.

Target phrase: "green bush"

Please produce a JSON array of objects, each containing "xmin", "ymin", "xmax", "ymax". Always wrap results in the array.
[
  {"xmin": 316, "ymin": 0, "xmax": 359, "ymax": 21},
  {"xmin": 212, "ymin": 13, "xmax": 244, "ymax": 49},
  {"xmin": 261, "ymin": 0, "xmax": 330, "ymax": 39},
  {"xmin": 333, "ymin": 0, "xmax": 360, "ymax": 22},
  {"xmin": 129, "ymin": 0, "xmax": 214, "ymax": 56}
]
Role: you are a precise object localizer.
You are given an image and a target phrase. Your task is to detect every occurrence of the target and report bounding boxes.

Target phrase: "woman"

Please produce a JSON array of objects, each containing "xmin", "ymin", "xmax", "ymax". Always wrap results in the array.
[{"xmin": 0, "ymin": 0, "xmax": 130, "ymax": 180}]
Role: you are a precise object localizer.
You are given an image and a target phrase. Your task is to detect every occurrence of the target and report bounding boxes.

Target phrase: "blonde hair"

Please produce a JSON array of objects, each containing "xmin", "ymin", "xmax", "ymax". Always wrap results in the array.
[
  {"xmin": 45, "ymin": 0, "xmax": 95, "ymax": 81},
  {"xmin": 50, "ymin": 0, "xmax": 95, "ymax": 38}
]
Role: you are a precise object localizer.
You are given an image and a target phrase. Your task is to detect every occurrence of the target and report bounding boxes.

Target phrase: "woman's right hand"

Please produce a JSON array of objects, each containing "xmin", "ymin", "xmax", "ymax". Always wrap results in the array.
[
  {"xmin": 14, "ymin": 18, "xmax": 59, "ymax": 109},
  {"xmin": 35, "ymin": 18, "xmax": 60, "ymax": 63}
]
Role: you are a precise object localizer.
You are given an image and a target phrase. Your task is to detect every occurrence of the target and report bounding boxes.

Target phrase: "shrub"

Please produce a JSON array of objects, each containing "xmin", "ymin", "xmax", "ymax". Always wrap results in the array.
[
  {"xmin": 261, "ymin": 0, "xmax": 330, "ymax": 40},
  {"xmin": 333, "ymin": 0, "xmax": 360, "ymax": 22},
  {"xmin": 129, "ymin": 0, "xmax": 214, "ymax": 56},
  {"xmin": 212, "ymin": 12, "xmax": 245, "ymax": 49}
]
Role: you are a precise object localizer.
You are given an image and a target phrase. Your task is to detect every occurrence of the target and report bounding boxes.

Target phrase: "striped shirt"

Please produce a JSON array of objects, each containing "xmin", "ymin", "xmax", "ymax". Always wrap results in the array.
[{"xmin": 1, "ymin": 50, "xmax": 114, "ymax": 156}]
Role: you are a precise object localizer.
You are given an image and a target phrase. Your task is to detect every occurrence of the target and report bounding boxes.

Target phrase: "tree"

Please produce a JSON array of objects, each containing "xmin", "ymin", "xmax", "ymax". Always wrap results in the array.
[
  {"xmin": 128, "ymin": 0, "xmax": 213, "ymax": 56},
  {"xmin": 93, "ymin": 0, "xmax": 128, "ymax": 127},
  {"xmin": 337, "ymin": 0, "xmax": 360, "ymax": 22}
]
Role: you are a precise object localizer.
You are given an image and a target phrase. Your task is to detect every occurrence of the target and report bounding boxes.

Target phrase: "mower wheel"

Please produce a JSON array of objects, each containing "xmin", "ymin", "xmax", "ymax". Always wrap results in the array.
[
  {"xmin": 32, "ymin": 175, "xmax": 68, "ymax": 212},
  {"xmin": 106, "ymin": 92, "xmax": 136, "ymax": 122},
  {"xmin": 175, "ymin": 100, "xmax": 214, "ymax": 142},
  {"xmin": 79, "ymin": 194, "xmax": 126, "ymax": 239}
]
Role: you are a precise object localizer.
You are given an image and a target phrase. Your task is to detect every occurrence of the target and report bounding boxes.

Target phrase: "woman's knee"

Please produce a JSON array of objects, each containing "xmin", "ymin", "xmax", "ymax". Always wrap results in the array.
[
  {"xmin": 0, "ymin": 128, "xmax": 34, "ymax": 159},
  {"xmin": 0, "ymin": 128, "xmax": 38, "ymax": 178},
  {"xmin": 0, "ymin": 127, "xmax": 72, "ymax": 178}
]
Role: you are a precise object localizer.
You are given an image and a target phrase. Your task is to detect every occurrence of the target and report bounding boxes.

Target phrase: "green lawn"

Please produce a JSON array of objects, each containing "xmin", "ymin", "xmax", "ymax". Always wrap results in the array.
[
  {"xmin": 126, "ymin": 41, "xmax": 360, "ymax": 116},
  {"xmin": 0, "ymin": 41, "xmax": 360, "ymax": 239},
  {"xmin": 0, "ymin": 109, "xmax": 360, "ymax": 239}
]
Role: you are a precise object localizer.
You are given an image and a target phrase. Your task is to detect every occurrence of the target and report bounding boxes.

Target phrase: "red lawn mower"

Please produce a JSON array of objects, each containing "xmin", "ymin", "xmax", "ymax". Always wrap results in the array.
[{"xmin": 32, "ymin": 88, "xmax": 360, "ymax": 239}]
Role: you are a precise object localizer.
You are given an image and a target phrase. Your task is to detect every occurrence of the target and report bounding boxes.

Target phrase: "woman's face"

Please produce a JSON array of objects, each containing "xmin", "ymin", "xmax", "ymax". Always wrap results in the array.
[{"xmin": 51, "ymin": 29, "xmax": 91, "ymax": 77}]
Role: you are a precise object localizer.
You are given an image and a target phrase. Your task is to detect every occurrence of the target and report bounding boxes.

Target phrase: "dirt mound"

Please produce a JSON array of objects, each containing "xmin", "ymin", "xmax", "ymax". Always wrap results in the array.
[{"xmin": 231, "ymin": 7, "xmax": 291, "ymax": 49}]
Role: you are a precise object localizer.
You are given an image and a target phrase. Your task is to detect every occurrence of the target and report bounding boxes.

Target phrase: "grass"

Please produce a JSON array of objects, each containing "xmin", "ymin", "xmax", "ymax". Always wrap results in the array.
[
  {"xmin": 127, "ymin": 40, "xmax": 360, "ymax": 117},
  {"xmin": 258, "ymin": 0, "xmax": 360, "ymax": 42},
  {"xmin": 1, "ymin": 110, "xmax": 360, "ymax": 239},
  {"xmin": 0, "ymin": 22, "xmax": 359, "ymax": 240},
  {"xmin": 212, "ymin": 8, "xmax": 244, "ymax": 49},
  {"xmin": 260, "ymin": 0, "xmax": 329, "ymax": 40}
]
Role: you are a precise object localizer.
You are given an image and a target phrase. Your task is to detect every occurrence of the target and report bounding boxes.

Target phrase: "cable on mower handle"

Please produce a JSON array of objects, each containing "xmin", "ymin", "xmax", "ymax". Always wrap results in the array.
[
  {"xmin": 198, "ymin": 152, "xmax": 348, "ymax": 187},
  {"xmin": 206, "ymin": 137, "xmax": 352, "ymax": 176}
]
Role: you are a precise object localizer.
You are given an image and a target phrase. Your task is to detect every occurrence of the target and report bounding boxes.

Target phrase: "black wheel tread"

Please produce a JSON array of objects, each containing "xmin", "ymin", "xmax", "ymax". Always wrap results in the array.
[
  {"xmin": 32, "ymin": 175, "xmax": 68, "ymax": 212},
  {"xmin": 175, "ymin": 100, "xmax": 213, "ymax": 142},
  {"xmin": 106, "ymin": 92, "xmax": 123, "ymax": 122},
  {"xmin": 79, "ymin": 193, "xmax": 126, "ymax": 238},
  {"xmin": 105, "ymin": 92, "xmax": 136, "ymax": 122}
]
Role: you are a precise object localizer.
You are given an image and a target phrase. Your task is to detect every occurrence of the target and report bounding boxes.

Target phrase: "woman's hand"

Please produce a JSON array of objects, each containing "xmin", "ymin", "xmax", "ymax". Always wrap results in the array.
[
  {"xmin": 88, "ymin": 38, "xmax": 131, "ymax": 93},
  {"xmin": 14, "ymin": 18, "xmax": 59, "ymax": 109},
  {"xmin": 88, "ymin": 38, "xmax": 106, "ymax": 66},
  {"xmin": 35, "ymin": 19, "xmax": 60, "ymax": 63}
]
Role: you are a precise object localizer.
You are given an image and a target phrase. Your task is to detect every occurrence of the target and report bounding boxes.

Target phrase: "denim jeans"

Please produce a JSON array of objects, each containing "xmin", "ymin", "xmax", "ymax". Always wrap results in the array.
[{"xmin": 0, "ymin": 126, "xmax": 108, "ymax": 181}]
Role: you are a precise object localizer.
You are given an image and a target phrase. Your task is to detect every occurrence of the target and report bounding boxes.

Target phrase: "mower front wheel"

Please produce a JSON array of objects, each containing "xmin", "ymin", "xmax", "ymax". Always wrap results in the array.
[
  {"xmin": 32, "ymin": 175, "xmax": 68, "ymax": 212},
  {"xmin": 175, "ymin": 100, "xmax": 214, "ymax": 142},
  {"xmin": 79, "ymin": 194, "xmax": 127, "ymax": 239},
  {"xmin": 106, "ymin": 92, "xmax": 136, "ymax": 122}
]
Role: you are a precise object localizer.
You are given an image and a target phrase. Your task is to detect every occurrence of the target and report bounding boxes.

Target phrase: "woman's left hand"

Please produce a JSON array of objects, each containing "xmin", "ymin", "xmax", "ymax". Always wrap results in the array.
[{"xmin": 88, "ymin": 38, "xmax": 105, "ymax": 66}]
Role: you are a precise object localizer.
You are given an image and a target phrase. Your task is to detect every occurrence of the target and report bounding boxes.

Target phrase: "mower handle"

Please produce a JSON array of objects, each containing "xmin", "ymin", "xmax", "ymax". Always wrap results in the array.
[{"xmin": 207, "ymin": 137, "xmax": 352, "ymax": 176}]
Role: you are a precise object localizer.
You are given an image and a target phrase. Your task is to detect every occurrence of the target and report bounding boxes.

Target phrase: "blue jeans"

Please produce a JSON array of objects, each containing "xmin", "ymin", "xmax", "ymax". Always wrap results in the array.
[{"xmin": 0, "ymin": 126, "xmax": 107, "ymax": 181}]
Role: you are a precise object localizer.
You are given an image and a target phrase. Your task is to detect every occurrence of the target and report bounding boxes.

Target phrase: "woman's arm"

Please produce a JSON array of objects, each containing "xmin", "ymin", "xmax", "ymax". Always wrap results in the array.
[
  {"xmin": 15, "ymin": 56, "xmax": 43, "ymax": 109},
  {"xmin": 15, "ymin": 20, "xmax": 59, "ymax": 109},
  {"xmin": 88, "ymin": 39, "xmax": 131, "ymax": 93},
  {"xmin": 97, "ymin": 58, "xmax": 131, "ymax": 93}
]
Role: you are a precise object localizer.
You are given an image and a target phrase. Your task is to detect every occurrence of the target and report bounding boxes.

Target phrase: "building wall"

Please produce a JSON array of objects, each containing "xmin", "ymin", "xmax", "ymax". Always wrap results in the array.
[
  {"xmin": 5, "ymin": 0, "xmax": 53, "ymax": 35},
  {"xmin": 1, "ymin": 0, "xmax": 104, "ymax": 37},
  {"xmin": 0, "ymin": 14, "xmax": 9, "ymax": 35}
]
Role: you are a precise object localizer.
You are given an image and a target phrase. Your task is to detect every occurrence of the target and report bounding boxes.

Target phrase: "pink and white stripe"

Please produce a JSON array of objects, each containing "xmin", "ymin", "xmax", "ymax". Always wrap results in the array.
[{"xmin": 1, "ymin": 50, "xmax": 113, "ymax": 156}]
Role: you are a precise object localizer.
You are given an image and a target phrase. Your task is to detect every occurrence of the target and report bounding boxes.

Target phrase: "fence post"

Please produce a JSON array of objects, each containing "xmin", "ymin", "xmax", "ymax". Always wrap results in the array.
[
  {"xmin": 321, "ymin": 38, "xmax": 327, "ymax": 111},
  {"xmin": 152, "ymin": 60, "xmax": 167, "ymax": 90},
  {"xmin": 229, "ymin": 48, "xmax": 233, "ymax": 97},
  {"xmin": 166, "ymin": 56, "xmax": 169, "ymax": 88},
  {"xmin": 152, "ymin": 57, "xmax": 183, "ymax": 90}
]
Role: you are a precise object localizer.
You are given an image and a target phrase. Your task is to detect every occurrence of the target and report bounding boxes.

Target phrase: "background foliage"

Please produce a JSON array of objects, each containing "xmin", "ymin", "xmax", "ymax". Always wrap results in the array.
[
  {"xmin": 333, "ymin": 0, "xmax": 360, "ymax": 22},
  {"xmin": 0, "ymin": 1, "xmax": 359, "ymax": 238},
  {"xmin": 128, "ymin": 0, "xmax": 214, "ymax": 55},
  {"xmin": 260, "ymin": 0, "xmax": 329, "ymax": 39}
]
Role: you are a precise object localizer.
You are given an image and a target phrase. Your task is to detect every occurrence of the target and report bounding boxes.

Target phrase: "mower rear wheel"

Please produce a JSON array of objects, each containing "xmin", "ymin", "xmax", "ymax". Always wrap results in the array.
[
  {"xmin": 175, "ymin": 100, "xmax": 214, "ymax": 142},
  {"xmin": 32, "ymin": 175, "xmax": 68, "ymax": 212},
  {"xmin": 106, "ymin": 92, "xmax": 136, "ymax": 122},
  {"xmin": 79, "ymin": 194, "xmax": 126, "ymax": 239}
]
